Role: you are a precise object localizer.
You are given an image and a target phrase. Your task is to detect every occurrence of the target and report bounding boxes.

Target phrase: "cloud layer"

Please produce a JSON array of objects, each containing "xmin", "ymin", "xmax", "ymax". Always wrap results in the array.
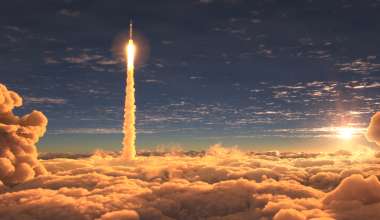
[
  {"xmin": 0, "ymin": 145, "xmax": 379, "ymax": 220},
  {"xmin": 0, "ymin": 84, "xmax": 47, "ymax": 186},
  {"xmin": 1, "ymin": 83, "xmax": 380, "ymax": 219}
]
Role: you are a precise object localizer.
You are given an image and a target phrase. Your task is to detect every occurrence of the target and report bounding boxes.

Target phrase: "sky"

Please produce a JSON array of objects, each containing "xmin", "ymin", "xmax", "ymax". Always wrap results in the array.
[{"xmin": 1, "ymin": 0, "xmax": 380, "ymax": 153}]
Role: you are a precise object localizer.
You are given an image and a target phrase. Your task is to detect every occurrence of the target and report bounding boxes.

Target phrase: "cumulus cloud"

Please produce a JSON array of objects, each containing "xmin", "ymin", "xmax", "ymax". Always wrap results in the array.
[
  {"xmin": 273, "ymin": 209, "xmax": 306, "ymax": 220},
  {"xmin": 0, "ymin": 142, "xmax": 379, "ymax": 219},
  {"xmin": 366, "ymin": 112, "xmax": 380, "ymax": 146},
  {"xmin": 323, "ymin": 175, "xmax": 380, "ymax": 220},
  {"xmin": 1, "ymin": 84, "xmax": 380, "ymax": 219},
  {"xmin": 0, "ymin": 84, "xmax": 47, "ymax": 186},
  {"xmin": 99, "ymin": 210, "xmax": 139, "ymax": 220}
]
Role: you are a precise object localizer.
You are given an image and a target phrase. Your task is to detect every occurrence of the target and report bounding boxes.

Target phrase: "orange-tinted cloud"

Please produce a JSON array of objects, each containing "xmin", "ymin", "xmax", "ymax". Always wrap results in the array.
[
  {"xmin": 0, "ymin": 145, "xmax": 379, "ymax": 219},
  {"xmin": 366, "ymin": 112, "xmax": 380, "ymax": 146},
  {"xmin": 1, "ymin": 84, "xmax": 380, "ymax": 219},
  {"xmin": 0, "ymin": 84, "xmax": 47, "ymax": 186}
]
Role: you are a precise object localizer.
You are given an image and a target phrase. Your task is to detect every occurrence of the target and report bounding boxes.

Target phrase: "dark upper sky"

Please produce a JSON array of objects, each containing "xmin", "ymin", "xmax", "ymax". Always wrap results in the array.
[{"xmin": 1, "ymin": 0, "xmax": 380, "ymax": 152}]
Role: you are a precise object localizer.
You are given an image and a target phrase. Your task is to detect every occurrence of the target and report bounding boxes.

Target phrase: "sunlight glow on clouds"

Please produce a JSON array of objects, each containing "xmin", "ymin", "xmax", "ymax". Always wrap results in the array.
[
  {"xmin": 1, "ymin": 85, "xmax": 380, "ymax": 220},
  {"xmin": 1, "ymin": 145, "xmax": 380, "ymax": 220},
  {"xmin": 0, "ymin": 84, "xmax": 47, "ymax": 186}
]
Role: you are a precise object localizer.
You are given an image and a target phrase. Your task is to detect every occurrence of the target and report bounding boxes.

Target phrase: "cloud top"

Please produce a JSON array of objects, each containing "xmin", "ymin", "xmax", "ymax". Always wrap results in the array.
[
  {"xmin": 366, "ymin": 112, "xmax": 380, "ymax": 146},
  {"xmin": 1, "ymin": 83, "xmax": 380, "ymax": 219},
  {"xmin": 0, "ymin": 145, "xmax": 379, "ymax": 220},
  {"xmin": 0, "ymin": 84, "xmax": 47, "ymax": 186}
]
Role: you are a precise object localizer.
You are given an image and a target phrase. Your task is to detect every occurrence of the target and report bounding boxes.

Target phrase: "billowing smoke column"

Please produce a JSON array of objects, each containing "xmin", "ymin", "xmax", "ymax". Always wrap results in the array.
[
  {"xmin": 0, "ymin": 84, "xmax": 47, "ymax": 186},
  {"xmin": 122, "ymin": 22, "xmax": 137, "ymax": 160},
  {"xmin": 366, "ymin": 112, "xmax": 380, "ymax": 146}
]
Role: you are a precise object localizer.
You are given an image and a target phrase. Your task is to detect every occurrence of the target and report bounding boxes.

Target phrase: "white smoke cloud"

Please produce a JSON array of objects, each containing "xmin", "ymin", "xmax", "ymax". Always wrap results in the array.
[
  {"xmin": 0, "ymin": 84, "xmax": 47, "ymax": 186},
  {"xmin": 123, "ymin": 38, "xmax": 136, "ymax": 160}
]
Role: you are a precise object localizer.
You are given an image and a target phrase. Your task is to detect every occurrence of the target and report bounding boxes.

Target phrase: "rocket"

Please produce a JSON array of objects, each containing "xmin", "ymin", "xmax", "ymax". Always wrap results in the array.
[
  {"xmin": 129, "ymin": 20, "xmax": 133, "ymax": 40},
  {"xmin": 123, "ymin": 20, "xmax": 137, "ymax": 160},
  {"xmin": 126, "ymin": 21, "xmax": 136, "ymax": 70}
]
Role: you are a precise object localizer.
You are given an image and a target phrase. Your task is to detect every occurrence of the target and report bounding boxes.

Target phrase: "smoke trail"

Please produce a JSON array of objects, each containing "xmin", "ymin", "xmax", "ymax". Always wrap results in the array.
[{"xmin": 122, "ymin": 39, "xmax": 136, "ymax": 160}]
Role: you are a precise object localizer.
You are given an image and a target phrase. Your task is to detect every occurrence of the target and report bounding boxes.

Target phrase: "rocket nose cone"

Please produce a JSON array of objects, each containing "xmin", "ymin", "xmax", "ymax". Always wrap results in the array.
[{"xmin": 129, "ymin": 21, "xmax": 133, "ymax": 39}]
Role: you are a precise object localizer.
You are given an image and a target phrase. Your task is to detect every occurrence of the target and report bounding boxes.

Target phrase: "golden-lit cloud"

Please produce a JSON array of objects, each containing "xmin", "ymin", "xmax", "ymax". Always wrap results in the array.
[
  {"xmin": 1, "ymin": 83, "xmax": 380, "ymax": 220},
  {"xmin": 0, "ymin": 144, "xmax": 380, "ymax": 219},
  {"xmin": 0, "ymin": 84, "xmax": 47, "ymax": 186},
  {"xmin": 366, "ymin": 112, "xmax": 380, "ymax": 146}
]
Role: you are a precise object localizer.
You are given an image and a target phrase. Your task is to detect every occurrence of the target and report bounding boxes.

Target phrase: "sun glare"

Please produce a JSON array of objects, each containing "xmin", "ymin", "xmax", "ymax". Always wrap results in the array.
[{"xmin": 337, "ymin": 127, "xmax": 354, "ymax": 140}]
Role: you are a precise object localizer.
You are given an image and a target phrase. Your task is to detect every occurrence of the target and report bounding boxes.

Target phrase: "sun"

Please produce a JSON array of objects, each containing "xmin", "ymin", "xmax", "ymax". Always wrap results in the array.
[{"xmin": 337, "ymin": 127, "xmax": 354, "ymax": 140}]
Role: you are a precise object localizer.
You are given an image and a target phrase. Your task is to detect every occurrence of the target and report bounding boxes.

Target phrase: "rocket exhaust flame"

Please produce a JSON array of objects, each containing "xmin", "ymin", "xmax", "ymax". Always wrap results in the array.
[{"xmin": 122, "ymin": 22, "xmax": 136, "ymax": 160}]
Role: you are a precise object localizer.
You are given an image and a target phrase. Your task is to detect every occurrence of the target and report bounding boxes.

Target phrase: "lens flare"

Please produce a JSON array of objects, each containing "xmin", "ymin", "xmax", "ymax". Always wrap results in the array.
[
  {"xmin": 337, "ymin": 127, "xmax": 354, "ymax": 140},
  {"xmin": 122, "ymin": 22, "xmax": 137, "ymax": 160}
]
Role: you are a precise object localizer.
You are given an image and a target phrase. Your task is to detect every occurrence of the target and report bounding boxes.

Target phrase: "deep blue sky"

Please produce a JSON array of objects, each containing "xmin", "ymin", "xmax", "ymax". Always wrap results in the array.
[{"xmin": 1, "ymin": 0, "xmax": 380, "ymax": 153}]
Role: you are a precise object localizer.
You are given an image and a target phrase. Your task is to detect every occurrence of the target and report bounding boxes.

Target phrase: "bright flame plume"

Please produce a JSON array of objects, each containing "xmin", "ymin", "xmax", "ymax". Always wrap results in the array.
[{"xmin": 122, "ymin": 39, "xmax": 136, "ymax": 160}]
